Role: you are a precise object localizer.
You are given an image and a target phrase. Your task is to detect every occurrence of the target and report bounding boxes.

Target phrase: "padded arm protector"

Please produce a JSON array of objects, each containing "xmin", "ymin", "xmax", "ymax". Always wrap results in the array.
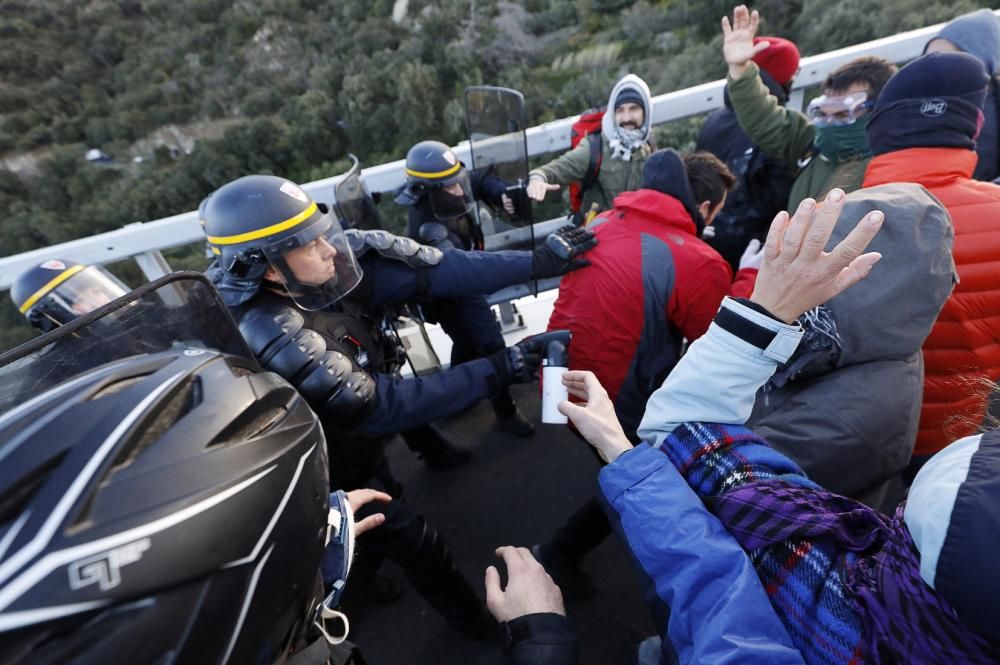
[{"xmin": 239, "ymin": 305, "xmax": 376, "ymax": 425}]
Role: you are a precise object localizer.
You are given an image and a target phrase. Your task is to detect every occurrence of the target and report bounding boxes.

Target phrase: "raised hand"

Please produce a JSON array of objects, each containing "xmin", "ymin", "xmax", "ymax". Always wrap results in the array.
[
  {"xmin": 722, "ymin": 5, "xmax": 770, "ymax": 78},
  {"xmin": 750, "ymin": 188, "xmax": 884, "ymax": 324},
  {"xmin": 485, "ymin": 546, "xmax": 566, "ymax": 623},
  {"xmin": 558, "ymin": 370, "xmax": 633, "ymax": 463}
]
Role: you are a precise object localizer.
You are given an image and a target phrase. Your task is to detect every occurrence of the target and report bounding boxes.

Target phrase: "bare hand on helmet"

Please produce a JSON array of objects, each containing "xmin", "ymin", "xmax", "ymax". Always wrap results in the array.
[
  {"xmin": 531, "ymin": 226, "xmax": 598, "ymax": 279},
  {"xmin": 488, "ymin": 331, "xmax": 572, "ymax": 386}
]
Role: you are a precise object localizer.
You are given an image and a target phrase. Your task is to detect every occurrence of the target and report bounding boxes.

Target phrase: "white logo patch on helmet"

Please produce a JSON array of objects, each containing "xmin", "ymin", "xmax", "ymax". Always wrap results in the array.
[
  {"xmin": 68, "ymin": 538, "xmax": 151, "ymax": 592},
  {"xmin": 443, "ymin": 150, "xmax": 457, "ymax": 166},
  {"xmin": 40, "ymin": 260, "xmax": 67, "ymax": 271},
  {"xmin": 279, "ymin": 181, "xmax": 309, "ymax": 203}
]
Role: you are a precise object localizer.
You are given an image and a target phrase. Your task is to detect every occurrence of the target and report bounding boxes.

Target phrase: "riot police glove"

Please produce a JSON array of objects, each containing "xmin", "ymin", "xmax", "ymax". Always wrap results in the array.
[
  {"xmin": 531, "ymin": 226, "xmax": 598, "ymax": 279},
  {"xmin": 488, "ymin": 330, "xmax": 572, "ymax": 386}
]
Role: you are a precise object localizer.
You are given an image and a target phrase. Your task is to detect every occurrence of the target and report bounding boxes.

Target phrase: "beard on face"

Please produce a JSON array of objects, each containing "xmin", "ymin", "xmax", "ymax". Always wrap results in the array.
[{"xmin": 619, "ymin": 121, "xmax": 639, "ymax": 130}]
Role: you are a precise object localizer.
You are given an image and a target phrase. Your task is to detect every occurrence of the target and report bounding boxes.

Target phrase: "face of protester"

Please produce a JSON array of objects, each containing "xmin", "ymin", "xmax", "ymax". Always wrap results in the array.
[
  {"xmin": 267, "ymin": 236, "xmax": 339, "ymax": 286},
  {"xmin": 698, "ymin": 192, "xmax": 728, "ymax": 227},
  {"xmin": 816, "ymin": 82, "xmax": 873, "ymax": 124},
  {"xmin": 615, "ymin": 102, "xmax": 645, "ymax": 130}
]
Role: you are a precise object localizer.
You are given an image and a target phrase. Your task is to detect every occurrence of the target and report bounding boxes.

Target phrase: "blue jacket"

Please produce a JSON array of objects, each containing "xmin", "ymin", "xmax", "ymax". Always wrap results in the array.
[{"xmin": 599, "ymin": 298, "xmax": 805, "ymax": 665}]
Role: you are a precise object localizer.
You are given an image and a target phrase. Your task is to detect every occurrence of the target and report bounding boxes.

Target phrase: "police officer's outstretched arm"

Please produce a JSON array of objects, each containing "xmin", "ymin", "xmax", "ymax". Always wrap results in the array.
[
  {"xmin": 240, "ymin": 302, "xmax": 570, "ymax": 436},
  {"xmin": 364, "ymin": 226, "xmax": 598, "ymax": 307}
]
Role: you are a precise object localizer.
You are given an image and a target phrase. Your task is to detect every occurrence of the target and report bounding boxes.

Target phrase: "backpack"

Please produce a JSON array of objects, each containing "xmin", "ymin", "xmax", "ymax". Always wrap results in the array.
[{"xmin": 568, "ymin": 107, "xmax": 606, "ymax": 213}]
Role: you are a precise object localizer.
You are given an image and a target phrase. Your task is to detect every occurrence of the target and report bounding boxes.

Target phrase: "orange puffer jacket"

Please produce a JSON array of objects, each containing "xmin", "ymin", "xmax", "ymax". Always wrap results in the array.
[{"xmin": 864, "ymin": 147, "xmax": 1000, "ymax": 456}]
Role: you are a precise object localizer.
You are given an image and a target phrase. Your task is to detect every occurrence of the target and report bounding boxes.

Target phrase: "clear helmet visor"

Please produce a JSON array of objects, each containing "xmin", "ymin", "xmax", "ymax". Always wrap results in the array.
[
  {"xmin": 427, "ymin": 170, "xmax": 475, "ymax": 221},
  {"xmin": 42, "ymin": 265, "xmax": 130, "ymax": 324},
  {"xmin": 807, "ymin": 92, "xmax": 873, "ymax": 126},
  {"xmin": 262, "ymin": 210, "xmax": 363, "ymax": 311}
]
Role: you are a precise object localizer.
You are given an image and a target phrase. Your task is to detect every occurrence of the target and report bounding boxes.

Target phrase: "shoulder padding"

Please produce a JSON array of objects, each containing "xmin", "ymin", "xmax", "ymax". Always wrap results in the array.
[
  {"xmin": 347, "ymin": 229, "xmax": 444, "ymax": 268},
  {"xmin": 416, "ymin": 222, "xmax": 453, "ymax": 248},
  {"xmin": 238, "ymin": 303, "xmax": 376, "ymax": 423}
]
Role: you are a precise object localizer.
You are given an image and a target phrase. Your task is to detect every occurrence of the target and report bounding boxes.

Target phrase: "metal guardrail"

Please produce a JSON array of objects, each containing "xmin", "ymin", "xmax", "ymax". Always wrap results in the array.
[{"xmin": 0, "ymin": 13, "xmax": 983, "ymax": 291}]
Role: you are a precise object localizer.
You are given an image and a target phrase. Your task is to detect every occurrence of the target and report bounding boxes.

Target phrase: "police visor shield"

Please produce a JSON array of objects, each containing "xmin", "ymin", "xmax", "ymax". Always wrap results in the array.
[
  {"xmin": 24, "ymin": 265, "xmax": 129, "ymax": 326},
  {"xmin": 426, "ymin": 169, "xmax": 475, "ymax": 221},
  {"xmin": 261, "ymin": 208, "xmax": 363, "ymax": 311},
  {"xmin": 806, "ymin": 92, "xmax": 873, "ymax": 126}
]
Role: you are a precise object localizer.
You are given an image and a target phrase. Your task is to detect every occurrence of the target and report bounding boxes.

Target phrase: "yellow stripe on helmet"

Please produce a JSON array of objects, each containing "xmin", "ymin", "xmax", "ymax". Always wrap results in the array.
[
  {"xmin": 404, "ymin": 162, "xmax": 462, "ymax": 180},
  {"xmin": 205, "ymin": 202, "xmax": 318, "ymax": 246},
  {"xmin": 18, "ymin": 263, "xmax": 86, "ymax": 314}
]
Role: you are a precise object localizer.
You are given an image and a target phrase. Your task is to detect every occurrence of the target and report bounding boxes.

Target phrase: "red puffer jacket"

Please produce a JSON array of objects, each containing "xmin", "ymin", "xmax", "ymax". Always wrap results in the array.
[
  {"xmin": 864, "ymin": 147, "xmax": 1000, "ymax": 456},
  {"xmin": 547, "ymin": 189, "xmax": 756, "ymax": 438}
]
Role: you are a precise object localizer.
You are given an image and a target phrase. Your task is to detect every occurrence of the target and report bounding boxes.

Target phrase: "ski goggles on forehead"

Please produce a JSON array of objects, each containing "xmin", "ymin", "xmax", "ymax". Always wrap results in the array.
[{"xmin": 807, "ymin": 93, "xmax": 874, "ymax": 126}]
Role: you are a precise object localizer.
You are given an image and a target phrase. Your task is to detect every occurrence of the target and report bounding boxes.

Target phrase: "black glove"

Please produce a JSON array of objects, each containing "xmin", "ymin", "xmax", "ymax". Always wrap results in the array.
[
  {"xmin": 531, "ymin": 225, "xmax": 598, "ymax": 279},
  {"xmin": 488, "ymin": 330, "xmax": 572, "ymax": 386}
]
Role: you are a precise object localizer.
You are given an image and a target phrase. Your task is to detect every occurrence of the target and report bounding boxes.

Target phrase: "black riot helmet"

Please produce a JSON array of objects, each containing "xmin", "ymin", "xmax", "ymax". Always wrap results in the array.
[
  {"xmin": 202, "ymin": 175, "xmax": 363, "ymax": 310},
  {"xmin": 10, "ymin": 259, "xmax": 129, "ymax": 332},
  {"xmin": 0, "ymin": 348, "xmax": 331, "ymax": 665},
  {"xmin": 394, "ymin": 140, "xmax": 476, "ymax": 220}
]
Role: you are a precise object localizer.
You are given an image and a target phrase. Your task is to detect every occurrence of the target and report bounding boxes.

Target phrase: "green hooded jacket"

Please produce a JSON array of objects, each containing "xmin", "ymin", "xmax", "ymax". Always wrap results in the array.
[
  {"xmin": 529, "ymin": 137, "xmax": 652, "ymax": 214},
  {"xmin": 727, "ymin": 62, "xmax": 869, "ymax": 210}
]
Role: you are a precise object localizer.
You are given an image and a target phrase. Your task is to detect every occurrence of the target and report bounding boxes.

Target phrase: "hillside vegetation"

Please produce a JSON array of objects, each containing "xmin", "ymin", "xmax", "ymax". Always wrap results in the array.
[{"xmin": 0, "ymin": 0, "xmax": 985, "ymax": 348}]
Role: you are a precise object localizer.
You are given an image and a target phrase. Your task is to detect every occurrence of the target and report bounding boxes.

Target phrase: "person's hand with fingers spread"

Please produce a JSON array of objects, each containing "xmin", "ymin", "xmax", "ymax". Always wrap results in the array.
[
  {"xmin": 484, "ymin": 546, "xmax": 566, "ymax": 623},
  {"xmin": 558, "ymin": 370, "xmax": 633, "ymax": 464},
  {"xmin": 722, "ymin": 5, "xmax": 770, "ymax": 80},
  {"xmin": 345, "ymin": 488, "xmax": 392, "ymax": 536},
  {"xmin": 527, "ymin": 175, "xmax": 561, "ymax": 202},
  {"xmin": 751, "ymin": 188, "xmax": 884, "ymax": 323}
]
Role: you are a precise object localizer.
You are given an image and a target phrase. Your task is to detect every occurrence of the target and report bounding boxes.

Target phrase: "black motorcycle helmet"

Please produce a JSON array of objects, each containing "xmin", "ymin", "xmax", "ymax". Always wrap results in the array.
[
  {"xmin": 10, "ymin": 260, "xmax": 129, "ymax": 332},
  {"xmin": 394, "ymin": 140, "xmax": 476, "ymax": 220},
  {"xmin": 201, "ymin": 175, "xmax": 363, "ymax": 310},
  {"xmin": 0, "ymin": 349, "xmax": 330, "ymax": 665}
]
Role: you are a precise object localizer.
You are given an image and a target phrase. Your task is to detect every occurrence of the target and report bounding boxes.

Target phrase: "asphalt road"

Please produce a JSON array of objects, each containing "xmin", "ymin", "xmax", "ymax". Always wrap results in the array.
[{"xmin": 350, "ymin": 384, "xmax": 656, "ymax": 664}]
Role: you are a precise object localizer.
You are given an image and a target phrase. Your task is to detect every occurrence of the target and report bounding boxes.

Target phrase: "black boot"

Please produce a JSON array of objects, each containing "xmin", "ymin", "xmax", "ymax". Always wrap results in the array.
[
  {"xmin": 492, "ymin": 390, "xmax": 535, "ymax": 438},
  {"xmin": 401, "ymin": 424, "xmax": 471, "ymax": 469}
]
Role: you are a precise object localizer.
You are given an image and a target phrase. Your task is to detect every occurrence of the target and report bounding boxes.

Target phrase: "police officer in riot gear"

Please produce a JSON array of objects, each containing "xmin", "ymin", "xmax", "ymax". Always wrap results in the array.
[
  {"xmin": 11, "ymin": 259, "xmax": 130, "ymax": 332},
  {"xmin": 202, "ymin": 173, "xmax": 594, "ymax": 638},
  {"xmin": 396, "ymin": 140, "xmax": 535, "ymax": 443}
]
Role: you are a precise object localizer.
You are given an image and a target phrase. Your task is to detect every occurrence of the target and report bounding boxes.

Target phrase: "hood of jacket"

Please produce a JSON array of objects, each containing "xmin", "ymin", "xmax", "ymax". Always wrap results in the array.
[
  {"xmin": 611, "ymin": 189, "xmax": 698, "ymax": 237},
  {"xmin": 602, "ymin": 74, "xmax": 653, "ymax": 148},
  {"xmin": 928, "ymin": 9, "xmax": 1000, "ymax": 76},
  {"xmin": 773, "ymin": 183, "xmax": 955, "ymax": 384}
]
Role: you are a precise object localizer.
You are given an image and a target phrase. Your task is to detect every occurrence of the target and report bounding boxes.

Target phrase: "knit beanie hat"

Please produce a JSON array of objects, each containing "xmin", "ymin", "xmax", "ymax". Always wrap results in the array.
[
  {"xmin": 752, "ymin": 36, "xmax": 800, "ymax": 87},
  {"xmin": 905, "ymin": 427, "xmax": 1000, "ymax": 642},
  {"xmin": 614, "ymin": 87, "xmax": 646, "ymax": 112},
  {"xmin": 640, "ymin": 149, "xmax": 704, "ymax": 233},
  {"xmin": 926, "ymin": 8, "xmax": 1000, "ymax": 76},
  {"xmin": 867, "ymin": 52, "xmax": 988, "ymax": 156}
]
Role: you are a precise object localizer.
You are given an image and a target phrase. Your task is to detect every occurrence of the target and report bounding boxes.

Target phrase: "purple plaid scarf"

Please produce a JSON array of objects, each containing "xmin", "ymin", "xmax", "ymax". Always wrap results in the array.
[{"xmin": 711, "ymin": 480, "xmax": 998, "ymax": 664}]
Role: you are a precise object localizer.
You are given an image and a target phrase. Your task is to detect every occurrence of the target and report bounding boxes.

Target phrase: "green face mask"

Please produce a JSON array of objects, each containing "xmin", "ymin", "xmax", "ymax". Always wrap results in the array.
[{"xmin": 813, "ymin": 118, "xmax": 872, "ymax": 163}]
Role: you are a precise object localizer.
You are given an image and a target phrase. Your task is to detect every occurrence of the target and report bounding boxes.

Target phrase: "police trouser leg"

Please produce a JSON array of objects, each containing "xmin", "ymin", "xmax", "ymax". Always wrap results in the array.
[
  {"xmin": 353, "ymin": 497, "xmax": 487, "ymax": 634},
  {"xmin": 551, "ymin": 496, "xmax": 612, "ymax": 562}
]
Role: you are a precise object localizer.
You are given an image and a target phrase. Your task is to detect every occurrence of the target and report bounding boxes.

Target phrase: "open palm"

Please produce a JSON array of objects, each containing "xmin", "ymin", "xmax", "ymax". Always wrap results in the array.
[{"xmin": 722, "ymin": 5, "xmax": 769, "ymax": 67}]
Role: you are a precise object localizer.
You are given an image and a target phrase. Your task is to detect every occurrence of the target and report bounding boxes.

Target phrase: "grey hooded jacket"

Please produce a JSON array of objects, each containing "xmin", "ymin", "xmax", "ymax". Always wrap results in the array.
[{"xmin": 748, "ymin": 183, "xmax": 956, "ymax": 509}]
